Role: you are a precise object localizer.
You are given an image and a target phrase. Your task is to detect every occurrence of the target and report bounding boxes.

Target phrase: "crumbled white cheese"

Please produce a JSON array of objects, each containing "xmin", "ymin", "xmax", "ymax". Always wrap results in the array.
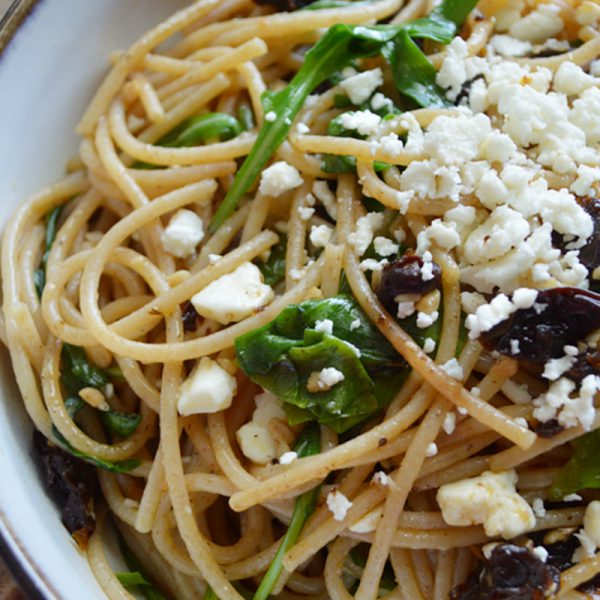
[
  {"xmin": 443, "ymin": 412, "xmax": 457, "ymax": 435},
  {"xmin": 340, "ymin": 68, "xmax": 383, "ymax": 105},
  {"xmin": 571, "ymin": 164, "xmax": 600, "ymax": 197},
  {"xmin": 265, "ymin": 111, "xmax": 276, "ymax": 122},
  {"xmin": 397, "ymin": 301, "xmax": 416, "ymax": 319},
  {"xmin": 426, "ymin": 442, "xmax": 438, "ymax": 457},
  {"xmin": 339, "ymin": 110, "xmax": 382, "ymax": 136},
  {"xmin": 374, "ymin": 236, "xmax": 399, "ymax": 257},
  {"xmin": 489, "ymin": 35, "xmax": 532, "ymax": 57},
  {"xmin": 296, "ymin": 122, "xmax": 310, "ymax": 134},
  {"xmin": 259, "ymin": 161, "xmax": 303, "ymax": 197},
  {"xmin": 307, "ymin": 367, "xmax": 345, "ymax": 393},
  {"xmin": 532, "ymin": 498, "xmax": 546, "ymax": 518},
  {"xmin": 510, "ymin": 339, "xmax": 520, "ymax": 355},
  {"xmin": 191, "ymin": 262, "xmax": 274, "ymax": 324},
  {"xmin": 416, "ymin": 310, "xmax": 439, "ymax": 329},
  {"xmin": 349, "ymin": 212, "xmax": 384, "ymax": 256},
  {"xmin": 371, "ymin": 92, "xmax": 393, "ymax": 111},
  {"xmin": 278, "ymin": 451, "xmax": 298, "ymax": 465},
  {"xmin": 437, "ymin": 470, "xmax": 536, "ymax": 539},
  {"xmin": 554, "ymin": 61, "xmax": 598, "ymax": 96},
  {"xmin": 441, "ymin": 358, "xmax": 464, "ymax": 381},
  {"xmin": 177, "ymin": 357, "xmax": 237, "ymax": 416},
  {"xmin": 564, "ymin": 493, "xmax": 583, "ymax": 502},
  {"xmin": 162, "ymin": 209, "xmax": 205, "ymax": 259},
  {"xmin": 360, "ymin": 258, "xmax": 388, "ymax": 272},
  {"xmin": 327, "ymin": 490, "xmax": 353, "ymax": 521},
  {"xmin": 533, "ymin": 546, "xmax": 549, "ymax": 563},
  {"xmin": 542, "ymin": 345, "xmax": 579, "ymax": 381},
  {"xmin": 372, "ymin": 471, "xmax": 391, "ymax": 486},
  {"xmin": 236, "ymin": 393, "xmax": 287, "ymax": 465},
  {"xmin": 466, "ymin": 288, "xmax": 538, "ymax": 339},
  {"xmin": 350, "ymin": 319, "xmax": 361, "ymax": 331},
  {"xmin": 298, "ymin": 206, "xmax": 315, "ymax": 221},
  {"xmin": 314, "ymin": 319, "xmax": 333, "ymax": 335},
  {"xmin": 533, "ymin": 374, "xmax": 600, "ymax": 431},
  {"xmin": 310, "ymin": 224, "xmax": 333, "ymax": 248},
  {"xmin": 423, "ymin": 337, "xmax": 436, "ymax": 354}
]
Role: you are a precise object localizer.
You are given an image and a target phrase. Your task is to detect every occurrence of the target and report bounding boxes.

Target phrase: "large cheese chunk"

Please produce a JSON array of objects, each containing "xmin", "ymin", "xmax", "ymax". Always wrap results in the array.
[
  {"xmin": 437, "ymin": 470, "xmax": 535, "ymax": 539},
  {"xmin": 177, "ymin": 357, "xmax": 236, "ymax": 416},
  {"xmin": 236, "ymin": 392, "xmax": 288, "ymax": 465},
  {"xmin": 161, "ymin": 209, "xmax": 204, "ymax": 258},
  {"xmin": 191, "ymin": 262, "xmax": 274, "ymax": 324}
]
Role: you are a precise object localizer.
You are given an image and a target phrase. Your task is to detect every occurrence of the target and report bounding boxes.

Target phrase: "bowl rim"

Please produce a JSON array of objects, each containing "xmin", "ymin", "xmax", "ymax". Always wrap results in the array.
[{"xmin": 0, "ymin": 5, "xmax": 56, "ymax": 598}]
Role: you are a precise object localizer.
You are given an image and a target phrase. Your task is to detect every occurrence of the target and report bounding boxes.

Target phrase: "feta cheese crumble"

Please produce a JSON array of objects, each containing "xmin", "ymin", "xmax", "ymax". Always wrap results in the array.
[
  {"xmin": 162, "ymin": 209, "xmax": 205, "ymax": 258},
  {"xmin": 278, "ymin": 451, "xmax": 298, "ymax": 465},
  {"xmin": 441, "ymin": 358, "xmax": 464, "ymax": 381},
  {"xmin": 327, "ymin": 490, "xmax": 353, "ymax": 521},
  {"xmin": 437, "ymin": 470, "xmax": 536, "ymax": 539},
  {"xmin": 307, "ymin": 367, "xmax": 345, "ymax": 393},
  {"xmin": 258, "ymin": 161, "xmax": 303, "ymax": 197},
  {"xmin": 191, "ymin": 262, "xmax": 274, "ymax": 324},
  {"xmin": 177, "ymin": 357, "xmax": 236, "ymax": 416},
  {"xmin": 340, "ymin": 68, "xmax": 383, "ymax": 105}
]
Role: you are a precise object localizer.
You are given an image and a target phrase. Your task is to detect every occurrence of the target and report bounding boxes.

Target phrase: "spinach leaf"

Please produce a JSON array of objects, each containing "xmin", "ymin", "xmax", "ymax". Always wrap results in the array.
[
  {"xmin": 52, "ymin": 427, "xmax": 141, "ymax": 473},
  {"xmin": 100, "ymin": 411, "xmax": 142, "ymax": 438},
  {"xmin": 548, "ymin": 430, "xmax": 600, "ymax": 501},
  {"xmin": 253, "ymin": 424, "xmax": 321, "ymax": 600},
  {"xmin": 235, "ymin": 295, "xmax": 408, "ymax": 432},
  {"xmin": 34, "ymin": 206, "xmax": 63, "ymax": 298},
  {"xmin": 62, "ymin": 344, "xmax": 109, "ymax": 393},
  {"xmin": 119, "ymin": 540, "xmax": 170, "ymax": 600},
  {"xmin": 209, "ymin": 0, "xmax": 477, "ymax": 232},
  {"xmin": 256, "ymin": 235, "xmax": 287, "ymax": 286},
  {"xmin": 61, "ymin": 344, "xmax": 141, "ymax": 439}
]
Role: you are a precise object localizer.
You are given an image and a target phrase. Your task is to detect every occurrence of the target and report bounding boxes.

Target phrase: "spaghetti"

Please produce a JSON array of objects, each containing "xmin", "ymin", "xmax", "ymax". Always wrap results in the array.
[{"xmin": 2, "ymin": 0, "xmax": 600, "ymax": 598}]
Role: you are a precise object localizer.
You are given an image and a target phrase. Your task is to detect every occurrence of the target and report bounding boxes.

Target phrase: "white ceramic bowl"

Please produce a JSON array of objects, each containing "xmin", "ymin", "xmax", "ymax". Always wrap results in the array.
[{"xmin": 0, "ymin": 2, "xmax": 187, "ymax": 597}]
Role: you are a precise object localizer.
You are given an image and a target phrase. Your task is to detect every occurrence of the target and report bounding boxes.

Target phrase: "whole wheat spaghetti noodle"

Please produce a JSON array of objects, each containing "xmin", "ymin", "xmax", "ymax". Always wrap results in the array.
[{"xmin": 2, "ymin": 0, "xmax": 600, "ymax": 599}]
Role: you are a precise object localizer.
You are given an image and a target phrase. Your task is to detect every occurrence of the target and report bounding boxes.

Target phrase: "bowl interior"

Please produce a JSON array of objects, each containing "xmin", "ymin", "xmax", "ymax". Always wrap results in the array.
[{"xmin": 0, "ymin": 1, "xmax": 187, "ymax": 597}]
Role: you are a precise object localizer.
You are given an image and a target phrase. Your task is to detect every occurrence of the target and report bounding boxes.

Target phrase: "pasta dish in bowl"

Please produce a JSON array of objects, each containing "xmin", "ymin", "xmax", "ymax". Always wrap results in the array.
[{"xmin": 1, "ymin": 0, "xmax": 599, "ymax": 598}]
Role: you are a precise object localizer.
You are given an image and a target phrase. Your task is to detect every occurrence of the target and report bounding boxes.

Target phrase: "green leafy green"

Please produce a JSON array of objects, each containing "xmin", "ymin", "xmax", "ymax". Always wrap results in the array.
[
  {"xmin": 382, "ymin": 29, "xmax": 451, "ymax": 108},
  {"xmin": 61, "ymin": 344, "xmax": 109, "ymax": 394},
  {"xmin": 209, "ymin": 0, "xmax": 477, "ymax": 232},
  {"xmin": 235, "ymin": 295, "xmax": 407, "ymax": 432},
  {"xmin": 203, "ymin": 588, "xmax": 218, "ymax": 600},
  {"xmin": 256, "ymin": 235, "xmax": 287, "ymax": 286},
  {"xmin": 238, "ymin": 104, "xmax": 255, "ymax": 131},
  {"xmin": 134, "ymin": 112, "xmax": 242, "ymax": 169},
  {"xmin": 253, "ymin": 424, "xmax": 321, "ymax": 600},
  {"xmin": 118, "ymin": 540, "xmax": 170, "ymax": 600},
  {"xmin": 548, "ymin": 430, "xmax": 600, "ymax": 501},
  {"xmin": 52, "ymin": 427, "xmax": 140, "ymax": 473},
  {"xmin": 34, "ymin": 206, "xmax": 63, "ymax": 298},
  {"xmin": 61, "ymin": 344, "xmax": 141, "ymax": 439},
  {"xmin": 100, "ymin": 411, "xmax": 142, "ymax": 438}
]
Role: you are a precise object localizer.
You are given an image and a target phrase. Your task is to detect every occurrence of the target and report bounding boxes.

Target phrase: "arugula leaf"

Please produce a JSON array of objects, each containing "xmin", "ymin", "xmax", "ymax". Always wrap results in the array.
[
  {"xmin": 253, "ymin": 424, "xmax": 321, "ymax": 600},
  {"xmin": 34, "ymin": 206, "xmax": 63, "ymax": 298},
  {"xmin": 235, "ymin": 295, "xmax": 407, "ymax": 432},
  {"xmin": 52, "ymin": 427, "xmax": 140, "ymax": 473},
  {"xmin": 256, "ymin": 235, "xmax": 287, "ymax": 286},
  {"xmin": 134, "ymin": 112, "xmax": 242, "ymax": 169},
  {"xmin": 382, "ymin": 30, "xmax": 451, "ymax": 108},
  {"xmin": 548, "ymin": 430, "xmax": 600, "ymax": 501},
  {"xmin": 209, "ymin": 0, "xmax": 476, "ymax": 231},
  {"xmin": 238, "ymin": 105, "xmax": 255, "ymax": 131}
]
